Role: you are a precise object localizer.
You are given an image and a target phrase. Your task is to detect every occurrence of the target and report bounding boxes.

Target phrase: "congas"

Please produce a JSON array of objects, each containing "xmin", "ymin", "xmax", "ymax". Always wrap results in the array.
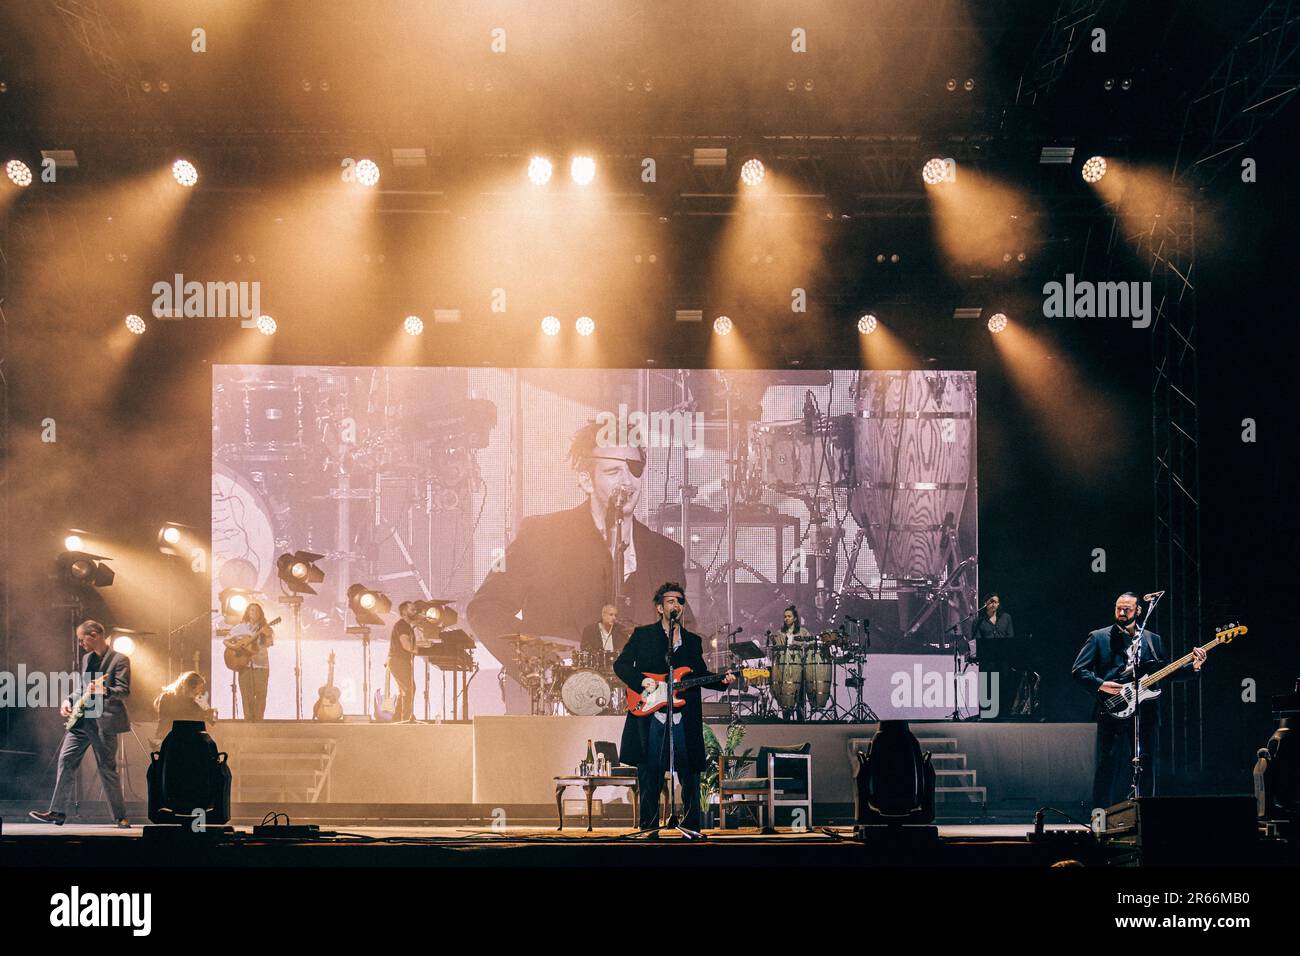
[
  {"xmin": 771, "ymin": 644, "xmax": 804, "ymax": 712},
  {"xmin": 803, "ymin": 643, "xmax": 833, "ymax": 710}
]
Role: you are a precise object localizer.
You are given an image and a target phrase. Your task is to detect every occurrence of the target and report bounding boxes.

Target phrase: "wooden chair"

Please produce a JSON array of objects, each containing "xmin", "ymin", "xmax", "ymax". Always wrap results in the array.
[{"xmin": 718, "ymin": 743, "xmax": 812, "ymax": 832}]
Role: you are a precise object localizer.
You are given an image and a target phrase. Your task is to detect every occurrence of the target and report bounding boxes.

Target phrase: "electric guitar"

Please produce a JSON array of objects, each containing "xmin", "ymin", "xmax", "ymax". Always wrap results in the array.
[
  {"xmin": 1100, "ymin": 622, "xmax": 1247, "ymax": 719},
  {"xmin": 222, "ymin": 616, "xmax": 281, "ymax": 672},
  {"xmin": 313, "ymin": 651, "xmax": 344, "ymax": 722},
  {"xmin": 626, "ymin": 666, "xmax": 770, "ymax": 718},
  {"xmin": 373, "ymin": 662, "xmax": 396, "ymax": 722},
  {"xmin": 64, "ymin": 677, "xmax": 106, "ymax": 730}
]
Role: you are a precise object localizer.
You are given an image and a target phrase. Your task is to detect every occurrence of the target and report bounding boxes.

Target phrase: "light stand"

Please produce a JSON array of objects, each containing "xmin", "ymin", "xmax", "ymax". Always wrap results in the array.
[{"xmin": 279, "ymin": 595, "xmax": 305, "ymax": 720}]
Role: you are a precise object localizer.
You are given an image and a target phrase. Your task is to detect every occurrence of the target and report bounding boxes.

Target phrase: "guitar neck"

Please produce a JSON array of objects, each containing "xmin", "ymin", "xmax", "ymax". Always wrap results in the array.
[{"xmin": 1140, "ymin": 637, "xmax": 1220, "ymax": 688}]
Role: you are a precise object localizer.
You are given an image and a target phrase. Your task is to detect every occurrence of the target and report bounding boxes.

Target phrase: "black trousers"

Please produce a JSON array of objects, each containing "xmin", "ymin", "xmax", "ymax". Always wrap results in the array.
[
  {"xmin": 1093, "ymin": 711, "xmax": 1158, "ymax": 809},
  {"xmin": 391, "ymin": 665, "xmax": 415, "ymax": 722},
  {"xmin": 637, "ymin": 714, "xmax": 702, "ymax": 830},
  {"xmin": 49, "ymin": 722, "xmax": 127, "ymax": 821}
]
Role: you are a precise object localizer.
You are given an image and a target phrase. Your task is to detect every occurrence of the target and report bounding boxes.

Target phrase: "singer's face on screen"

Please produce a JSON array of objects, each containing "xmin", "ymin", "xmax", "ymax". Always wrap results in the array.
[{"xmin": 581, "ymin": 447, "xmax": 643, "ymax": 520}]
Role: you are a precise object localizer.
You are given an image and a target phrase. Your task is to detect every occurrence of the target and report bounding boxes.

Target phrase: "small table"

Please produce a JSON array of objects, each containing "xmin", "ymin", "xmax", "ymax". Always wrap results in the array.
[{"xmin": 553, "ymin": 775, "xmax": 640, "ymax": 832}]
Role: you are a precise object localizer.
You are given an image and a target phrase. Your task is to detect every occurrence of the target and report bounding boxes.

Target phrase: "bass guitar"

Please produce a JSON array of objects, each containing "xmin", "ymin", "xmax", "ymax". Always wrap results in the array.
[
  {"xmin": 313, "ymin": 651, "xmax": 344, "ymax": 722},
  {"xmin": 626, "ymin": 666, "xmax": 770, "ymax": 718},
  {"xmin": 1100, "ymin": 622, "xmax": 1247, "ymax": 719},
  {"xmin": 222, "ymin": 616, "xmax": 281, "ymax": 672}
]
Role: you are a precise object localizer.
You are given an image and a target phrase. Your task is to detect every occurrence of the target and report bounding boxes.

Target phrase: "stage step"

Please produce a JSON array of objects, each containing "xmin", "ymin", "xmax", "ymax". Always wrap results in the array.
[{"xmin": 231, "ymin": 737, "xmax": 337, "ymax": 804}]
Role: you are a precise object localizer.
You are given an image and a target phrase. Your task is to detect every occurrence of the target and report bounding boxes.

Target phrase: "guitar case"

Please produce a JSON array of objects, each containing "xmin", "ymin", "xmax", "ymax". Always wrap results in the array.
[{"xmin": 147, "ymin": 719, "xmax": 232, "ymax": 825}]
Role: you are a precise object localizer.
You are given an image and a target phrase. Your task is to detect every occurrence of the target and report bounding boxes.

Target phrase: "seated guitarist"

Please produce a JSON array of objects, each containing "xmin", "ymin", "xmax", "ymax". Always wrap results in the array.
[
  {"xmin": 232, "ymin": 603, "xmax": 274, "ymax": 721},
  {"xmin": 1071, "ymin": 592, "xmax": 1206, "ymax": 810},
  {"xmin": 613, "ymin": 582, "xmax": 735, "ymax": 836}
]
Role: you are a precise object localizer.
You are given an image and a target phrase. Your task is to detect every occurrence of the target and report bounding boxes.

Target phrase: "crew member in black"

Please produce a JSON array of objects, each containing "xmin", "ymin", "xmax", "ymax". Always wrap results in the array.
[
  {"xmin": 29, "ymin": 620, "xmax": 132, "ymax": 827},
  {"xmin": 389, "ymin": 602, "xmax": 417, "ymax": 722},
  {"xmin": 614, "ymin": 582, "xmax": 735, "ymax": 834},
  {"xmin": 971, "ymin": 593, "xmax": 1014, "ymax": 642},
  {"xmin": 1071, "ymin": 592, "xmax": 1205, "ymax": 809}
]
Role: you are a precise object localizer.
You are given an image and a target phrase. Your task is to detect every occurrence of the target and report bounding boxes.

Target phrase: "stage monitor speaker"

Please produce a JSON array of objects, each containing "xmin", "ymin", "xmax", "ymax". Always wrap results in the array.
[{"xmin": 1101, "ymin": 796, "xmax": 1259, "ymax": 864}]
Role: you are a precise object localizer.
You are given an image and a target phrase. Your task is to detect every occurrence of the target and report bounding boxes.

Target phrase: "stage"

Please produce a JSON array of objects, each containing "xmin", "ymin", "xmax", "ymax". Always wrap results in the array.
[{"xmin": 16, "ymin": 718, "xmax": 1097, "ymax": 825}]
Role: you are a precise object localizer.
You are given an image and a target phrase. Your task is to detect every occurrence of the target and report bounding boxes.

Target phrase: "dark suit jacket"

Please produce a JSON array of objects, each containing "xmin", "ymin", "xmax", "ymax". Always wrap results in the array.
[
  {"xmin": 613, "ymin": 621, "xmax": 726, "ymax": 772},
  {"xmin": 65, "ymin": 648, "xmax": 131, "ymax": 734},
  {"xmin": 1071, "ymin": 625, "xmax": 1196, "ymax": 720},
  {"xmin": 580, "ymin": 622, "xmax": 628, "ymax": 658},
  {"xmin": 467, "ymin": 501, "xmax": 686, "ymax": 674}
]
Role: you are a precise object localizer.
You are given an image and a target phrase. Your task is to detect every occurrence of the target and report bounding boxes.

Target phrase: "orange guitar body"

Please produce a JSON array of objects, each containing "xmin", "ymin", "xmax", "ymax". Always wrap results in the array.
[{"xmin": 624, "ymin": 666, "xmax": 695, "ymax": 718}]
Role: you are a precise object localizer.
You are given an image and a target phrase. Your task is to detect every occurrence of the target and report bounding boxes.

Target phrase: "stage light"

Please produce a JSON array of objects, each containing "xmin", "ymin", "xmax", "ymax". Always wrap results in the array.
[
  {"xmin": 172, "ymin": 159, "xmax": 198, "ymax": 187},
  {"xmin": 858, "ymin": 314, "xmax": 878, "ymax": 335},
  {"xmin": 111, "ymin": 635, "xmax": 136, "ymax": 656},
  {"xmin": 945, "ymin": 78, "xmax": 957, "ymax": 92},
  {"xmin": 404, "ymin": 315, "xmax": 424, "ymax": 336},
  {"xmin": 575, "ymin": 316, "xmax": 595, "ymax": 336},
  {"xmin": 57, "ymin": 551, "xmax": 115, "ymax": 588},
  {"xmin": 413, "ymin": 600, "xmax": 458, "ymax": 629},
  {"xmin": 963, "ymin": 78, "xmax": 975, "ymax": 92},
  {"xmin": 570, "ymin": 155, "xmax": 596, "ymax": 186},
  {"xmin": 276, "ymin": 550, "xmax": 325, "ymax": 596},
  {"xmin": 125, "ymin": 314, "xmax": 146, "ymax": 335},
  {"xmin": 740, "ymin": 158, "xmax": 766, "ymax": 187},
  {"xmin": 922, "ymin": 158, "xmax": 949, "ymax": 186},
  {"xmin": 64, "ymin": 534, "xmax": 84, "ymax": 552},
  {"xmin": 527, "ymin": 156, "xmax": 553, "ymax": 186},
  {"xmin": 5, "ymin": 159, "xmax": 32, "ymax": 187},
  {"xmin": 159, "ymin": 523, "xmax": 182, "ymax": 547},
  {"xmin": 355, "ymin": 159, "xmax": 380, "ymax": 187},
  {"xmin": 988, "ymin": 313, "xmax": 1009, "ymax": 333},
  {"xmin": 218, "ymin": 588, "xmax": 253, "ymax": 624},
  {"xmin": 255, "ymin": 314, "xmax": 277, "ymax": 336},
  {"xmin": 541, "ymin": 315, "xmax": 561, "ymax": 336},
  {"xmin": 713, "ymin": 315, "xmax": 733, "ymax": 336},
  {"xmin": 1081, "ymin": 155, "xmax": 1107, "ymax": 184},
  {"xmin": 347, "ymin": 583, "xmax": 392, "ymax": 626}
]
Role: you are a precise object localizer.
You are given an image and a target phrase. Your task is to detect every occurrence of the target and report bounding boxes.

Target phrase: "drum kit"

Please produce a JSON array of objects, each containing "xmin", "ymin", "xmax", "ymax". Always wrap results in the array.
[
  {"xmin": 503, "ymin": 634, "xmax": 626, "ymax": 717},
  {"xmin": 724, "ymin": 620, "xmax": 878, "ymax": 722}
]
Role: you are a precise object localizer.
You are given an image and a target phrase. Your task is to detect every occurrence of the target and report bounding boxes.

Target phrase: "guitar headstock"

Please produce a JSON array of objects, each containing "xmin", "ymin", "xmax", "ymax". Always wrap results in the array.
[{"xmin": 1215, "ymin": 622, "xmax": 1248, "ymax": 644}]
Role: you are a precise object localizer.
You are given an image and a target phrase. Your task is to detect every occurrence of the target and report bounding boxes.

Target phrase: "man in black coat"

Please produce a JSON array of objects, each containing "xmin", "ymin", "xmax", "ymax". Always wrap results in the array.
[
  {"xmin": 30, "ymin": 619, "xmax": 132, "ymax": 826},
  {"xmin": 467, "ymin": 422, "xmax": 685, "ymax": 712},
  {"xmin": 1072, "ymin": 592, "xmax": 1205, "ymax": 810},
  {"xmin": 614, "ymin": 582, "xmax": 734, "ymax": 834}
]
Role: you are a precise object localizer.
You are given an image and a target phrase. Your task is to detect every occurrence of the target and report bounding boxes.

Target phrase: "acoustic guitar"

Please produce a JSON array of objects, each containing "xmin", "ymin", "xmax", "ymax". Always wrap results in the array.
[
  {"xmin": 313, "ymin": 651, "xmax": 344, "ymax": 722},
  {"xmin": 223, "ymin": 616, "xmax": 281, "ymax": 672}
]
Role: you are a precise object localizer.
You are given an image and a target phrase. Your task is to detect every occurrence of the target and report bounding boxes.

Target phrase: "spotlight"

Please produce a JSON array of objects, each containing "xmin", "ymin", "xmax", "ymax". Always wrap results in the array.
[
  {"xmin": 1103, "ymin": 78, "xmax": 1115, "ymax": 91},
  {"xmin": 403, "ymin": 315, "xmax": 424, "ymax": 336},
  {"xmin": 922, "ymin": 158, "xmax": 949, "ymax": 186},
  {"xmin": 858, "ymin": 314, "xmax": 878, "ymax": 335},
  {"xmin": 1081, "ymin": 155, "xmax": 1107, "ymax": 184},
  {"xmin": 158, "ymin": 522, "xmax": 184, "ymax": 551},
  {"xmin": 739, "ymin": 158, "xmax": 766, "ymax": 187},
  {"xmin": 527, "ymin": 156, "xmax": 553, "ymax": 186},
  {"xmin": 255, "ymin": 314, "xmax": 277, "ymax": 336},
  {"xmin": 5, "ymin": 159, "xmax": 32, "ymax": 187},
  {"xmin": 575, "ymin": 316, "xmax": 595, "ymax": 336},
  {"xmin": 276, "ymin": 550, "xmax": 325, "ymax": 596},
  {"xmin": 219, "ymin": 588, "xmax": 253, "ymax": 624},
  {"xmin": 413, "ymin": 600, "xmax": 458, "ymax": 629},
  {"xmin": 125, "ymin": 314, "xmax": 146, "ymax": 335},
  {"xmin": 713, "ymin": 315, "xmax": 733, "ymax": 336},
  {"xmin": 1120, "ymin": 78, "xmax": 1132, "ymax": 91},
  {"xmin": 111, "ymin": 634, "xmax": 136, "ymax": 656},
  {"xmin": 541, "ymin": 315, "xmax": 561, "ymax": 336},
  {"xmin": 988, "ymin": 313, "xmax": 1009, "ymax": 333},
  {"xmin": 355, "ymin": 159, "xmax": 380, "ymax": 187},
  {"xmin": 570, "ymin": 155, "xmax": 596, "ymax": 186},
  {"xmin": 945, "ymin": 78, "xmax": 957, "ymax": 92},
  {"xmin": 963, "ymin": 78, "xmax": 975, "ymax": 91},
  {"xmin": 347, "ymin": 583, "xmax": 392, "ymax": 626},
  {"xmin": 57, "ymin": 551, "xmax": 115, "ymax": 588},
  {"xmin": 172, "ymin": 159, "xmax": 198, "ymax": 187}
]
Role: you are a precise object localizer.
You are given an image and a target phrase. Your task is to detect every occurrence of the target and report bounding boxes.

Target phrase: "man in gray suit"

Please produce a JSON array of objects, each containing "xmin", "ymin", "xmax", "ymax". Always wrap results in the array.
[{"xmin": 29, "ymin": 619, "xmax": 132, "ymax": 827}]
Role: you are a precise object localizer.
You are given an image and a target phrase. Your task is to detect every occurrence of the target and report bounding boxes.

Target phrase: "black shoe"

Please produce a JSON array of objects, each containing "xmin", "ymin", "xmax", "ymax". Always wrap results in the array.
[
  {"xmin": 116, "ymin": 819, "xmax": 131, "ymax": 829},
  {"xmin": 29, "ymin": 810, "xmax": 66, "ymax": 826}
]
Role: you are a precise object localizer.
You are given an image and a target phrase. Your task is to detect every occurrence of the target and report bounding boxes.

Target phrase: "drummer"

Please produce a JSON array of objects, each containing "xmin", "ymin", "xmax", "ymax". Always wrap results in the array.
[
  {"xmin": 774, "ymin": 605, "xmax": 812, "ymax": 647},
  {"xmin": 579, "ymin": 604, "xmax": 627, "ymax": 668}
]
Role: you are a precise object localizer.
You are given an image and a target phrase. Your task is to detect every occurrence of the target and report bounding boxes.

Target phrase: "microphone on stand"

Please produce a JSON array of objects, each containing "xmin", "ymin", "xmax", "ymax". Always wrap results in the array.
[{"xmin": 1142, "ymin": 590, "xmax": 1165, "ymax": 602}]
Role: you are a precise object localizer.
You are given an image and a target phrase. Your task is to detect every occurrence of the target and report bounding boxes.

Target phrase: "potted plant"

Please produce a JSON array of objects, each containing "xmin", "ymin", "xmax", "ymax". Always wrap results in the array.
[{"xmin": 701, "ymin": 721, "xmax": 751, "ymax": 829}]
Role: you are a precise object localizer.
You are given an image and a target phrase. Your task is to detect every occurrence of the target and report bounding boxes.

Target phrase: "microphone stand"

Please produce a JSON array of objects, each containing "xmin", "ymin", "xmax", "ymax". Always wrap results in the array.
[
  {"xmin": 1128, "ymin": 592, "xmax": 1163, "ymax": 801},
  {"xmin": 947, "ymin": 599, "xmax": 992, "ymax": 721}
]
